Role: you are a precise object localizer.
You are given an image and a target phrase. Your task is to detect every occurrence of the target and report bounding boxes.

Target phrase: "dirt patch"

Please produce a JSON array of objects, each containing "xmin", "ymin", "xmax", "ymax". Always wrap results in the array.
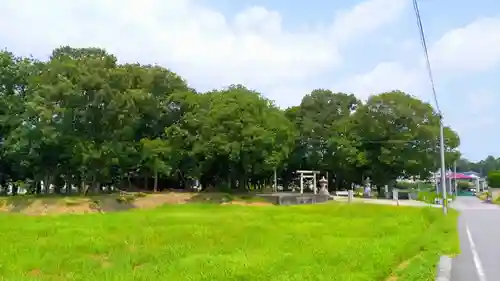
[
  {"xmin": 0, "ymin": 193, "xmax": 195, "ymax": 215},
  {"xmin": 384, "ymin": 254, "xmax": 420, "ymax": 281},
  {"xmin": 132, "ymin": 192, "xmax": 194, "ymax": 208},
  {"xmin": 386, "ymin": 275, "xmax": 398, "ymax": 281},
  {"xmin": 27, "ymin": 269, "xmax": 41, "ymax": 277},
  {"xmin": 4, "ymin": 199, "xmax": 96, "ymax": 216},
  {"xmin": 90, "ymin": 254, "xmax": 112, "ymax": 268},
  {"xmin": 0, "ymin": 192, "xmax": 273, "ymax": 215},
  {"xmin": 133, "ymin": 263, "xmax": 146, "ymax": 271}
]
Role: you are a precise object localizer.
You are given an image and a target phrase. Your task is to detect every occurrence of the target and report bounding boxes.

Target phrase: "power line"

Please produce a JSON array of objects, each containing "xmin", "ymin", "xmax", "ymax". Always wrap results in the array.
[
  {"xmin": 412, "ymin": 0, "xmax": 448, "ymax": 214},
  {"xmin": 412, "ymin": 0, "xmax": 441, "ymax": 115}
]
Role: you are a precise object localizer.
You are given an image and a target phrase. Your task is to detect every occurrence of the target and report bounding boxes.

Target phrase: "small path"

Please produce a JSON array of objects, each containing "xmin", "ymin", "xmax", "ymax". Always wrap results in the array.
[{"xmin": 450, "ymin": 197, "xmax": 500, "ymax": 281}]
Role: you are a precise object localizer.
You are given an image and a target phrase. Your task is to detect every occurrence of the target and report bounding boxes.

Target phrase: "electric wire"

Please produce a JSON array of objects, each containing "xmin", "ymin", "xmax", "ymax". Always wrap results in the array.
[{"xmin": 412, "ymin": 0, "xmax": 442, "ymax": 116}]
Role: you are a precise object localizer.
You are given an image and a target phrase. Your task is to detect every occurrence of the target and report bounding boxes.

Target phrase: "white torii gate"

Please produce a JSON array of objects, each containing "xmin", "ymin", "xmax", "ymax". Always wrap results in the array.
[{"xmin": 297, "ymin": 170, "xmax": 320, "ymax": 194}]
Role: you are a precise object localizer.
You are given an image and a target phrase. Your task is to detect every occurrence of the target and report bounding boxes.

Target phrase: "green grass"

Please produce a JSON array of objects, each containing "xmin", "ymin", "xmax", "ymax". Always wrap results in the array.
[
  {"xmin": 417, "ymin": 191, "xmax": 456, "ymax": 204},
  {"xmin": 0, "ymin": 203, "xmax": 458, "ymax": 281},
  {"xmin": 417, "ymin": 191, "xmax": 438, "ymax": 204}
]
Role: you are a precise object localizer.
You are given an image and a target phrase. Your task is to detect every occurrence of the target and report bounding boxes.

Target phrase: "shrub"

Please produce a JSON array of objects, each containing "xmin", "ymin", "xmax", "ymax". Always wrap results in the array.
[
  {"xmin": 487, "ymin": 171, "xmax": 500, "ymax": 188},
  {"xmin": 457, "ymin": 181, "xmax": 471, "ymax": 190},
  {"xmin": 63, "ymin": 198, "xmax": 82, "ymax": 206},
  {"xmin": 395, "ymin": 182, "xmax": 418, "ymax": 190},
  {"xmin": 416, "ymin": 182, "xmax": 435, "ymax": 191},
  {"xmin": 116, "ymin": 194, "xmax": 135, "ymax": 204},
  {"xmin": 396, "ymin": 182, "xmax": 433, "ymax": 191},
  {"xmin": 134, "ymin": 192, "xmax": 148, "ymax": 198},
  {"xmin": 89, "ymin": 199, "xmax": 101, "ymax": 210},
  {"xmin": 477, "ymin": 192, "xmax": 489, "ymax": 201},
  {"xmin": 417, "ymin": 191, "xmax": 437, "ymax": 204},
  {"xmin": 417, "ymin": 191, "xmax": 454, "ymax": 204}
]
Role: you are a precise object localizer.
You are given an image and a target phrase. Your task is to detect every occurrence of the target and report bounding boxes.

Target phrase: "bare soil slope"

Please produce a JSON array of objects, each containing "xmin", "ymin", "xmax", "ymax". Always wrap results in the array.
[{"xmin": 0, "ymin": 192, "xmax": 271, "ymax": 215}]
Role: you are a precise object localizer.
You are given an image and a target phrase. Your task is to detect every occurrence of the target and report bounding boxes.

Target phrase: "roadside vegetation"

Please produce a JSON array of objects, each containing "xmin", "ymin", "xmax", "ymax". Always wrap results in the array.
[{"xmin": 0, "ymin": 203, "xmax": 458, "ymax": 281}]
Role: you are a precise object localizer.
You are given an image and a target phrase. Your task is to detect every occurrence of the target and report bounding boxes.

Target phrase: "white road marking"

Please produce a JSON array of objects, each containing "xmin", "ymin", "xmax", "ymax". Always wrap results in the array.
[{"xmin": 466, "ymin": 224, "xmax": 487, "ymax": 281}]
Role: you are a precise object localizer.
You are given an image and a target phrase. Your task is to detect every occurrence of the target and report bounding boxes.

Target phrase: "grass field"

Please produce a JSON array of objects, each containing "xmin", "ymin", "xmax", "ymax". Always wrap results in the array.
[{"xmin": 0, "ymin": 202, "xmax": 459, "ymax": 281}]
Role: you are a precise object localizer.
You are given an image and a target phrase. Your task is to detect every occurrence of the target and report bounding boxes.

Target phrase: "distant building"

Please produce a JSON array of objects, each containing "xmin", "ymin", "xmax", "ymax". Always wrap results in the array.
[{"xmin": 462, "ymin": 171, "xmax": 482, "ymax": 177}]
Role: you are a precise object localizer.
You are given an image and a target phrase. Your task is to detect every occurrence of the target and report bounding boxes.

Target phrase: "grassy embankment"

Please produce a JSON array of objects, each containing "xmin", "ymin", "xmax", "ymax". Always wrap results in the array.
[{"xmin": 0, "ymin": 196, "xmax": 459, "ymax": 281}]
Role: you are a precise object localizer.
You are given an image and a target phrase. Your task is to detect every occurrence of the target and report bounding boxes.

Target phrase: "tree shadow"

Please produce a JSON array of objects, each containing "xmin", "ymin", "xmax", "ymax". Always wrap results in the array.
[
  {"xmin": 6, "ymin": 198, "xmax": 35, "ymax": 213},
  {"xmin": 91, "ymin": 195, "xmax": 139, "ymax": 212},
  {"xmin": 1, "ymin": 196, "xmax": 40, "ymax": 213},
  {"xmin": 187, "ymin": 192, "xmax": 234, "ymax": 204},
  {"xmin": 186, "ymin": 191, "xmax": 269, "ymax": 204}
]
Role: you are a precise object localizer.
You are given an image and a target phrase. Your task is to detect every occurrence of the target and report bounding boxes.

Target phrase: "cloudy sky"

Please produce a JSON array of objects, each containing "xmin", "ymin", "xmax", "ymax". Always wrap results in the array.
[{"xmin": 1, "ymin": 0, "xmax": 499, "ymax": 161}]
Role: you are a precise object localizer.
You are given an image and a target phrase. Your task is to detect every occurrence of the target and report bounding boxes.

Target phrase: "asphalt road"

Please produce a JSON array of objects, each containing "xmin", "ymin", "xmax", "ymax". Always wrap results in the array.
[{"xmin": 450, "ymin": 197, "xmax": 500, "ymax": 281}]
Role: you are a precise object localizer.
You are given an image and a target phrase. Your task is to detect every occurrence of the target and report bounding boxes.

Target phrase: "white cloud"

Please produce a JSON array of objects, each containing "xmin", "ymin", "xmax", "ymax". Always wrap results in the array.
[
  {"xmin": 0, "ymin": 0, "xmax": 407, "ymax": 104},
  {"xmin": 336, "ymin": 62, "xmax": 426, "ymax": 101},
  {"xmin": 338, "ymin": 14, "xmax": 500, "ymax": 104},
  {"xmin": 331, "ymin": 0, "xmax": 407, "ymax": 44},
  {"xmin": 430, "ymin": 16, "xmax": 500, "ymax": 73}
]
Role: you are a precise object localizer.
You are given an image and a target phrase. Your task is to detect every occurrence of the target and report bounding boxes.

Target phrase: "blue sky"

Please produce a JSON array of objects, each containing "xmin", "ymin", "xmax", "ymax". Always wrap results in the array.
[{"xmin": 1, "ymin": 0, "xmax": 500, "ymax": 162}]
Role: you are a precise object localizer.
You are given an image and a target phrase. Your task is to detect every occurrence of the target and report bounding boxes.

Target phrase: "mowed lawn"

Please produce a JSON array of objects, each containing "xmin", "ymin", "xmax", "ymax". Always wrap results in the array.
[{"xmin": 0, "ymin": 203, "xmax": 459, "ymax": 281}]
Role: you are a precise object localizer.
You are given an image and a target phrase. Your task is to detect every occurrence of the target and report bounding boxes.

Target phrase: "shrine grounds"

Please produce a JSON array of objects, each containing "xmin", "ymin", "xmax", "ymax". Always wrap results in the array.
[{"xmin": 0, "ymin": 198, "xmax": 459, "ymax": 281}]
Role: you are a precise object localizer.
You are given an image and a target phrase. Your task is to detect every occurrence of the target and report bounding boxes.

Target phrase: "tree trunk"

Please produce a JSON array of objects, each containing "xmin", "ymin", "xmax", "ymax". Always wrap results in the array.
[
  {"xmin": 82, "ymin": 181, "xmax": 88, "ymax": 195},
  {"xmin": 153, "ymin": 170, "xmax": 158, "ymax": 192},
  {"xmin": 0, "ymin": 177, "xmax": 7, "ymax": 196},
  {"xmin": 144, "ymin": 174, "xmax": 148, "ymax": 190},
  {"xmin": 43, "ymin": 174, "xmax": 50, "ymax": 194},
  {"xmin": 91, "ymin": 175, "xmax": 99, "ymax": 194},
  {"xmin": 65, "ymin": 175, "xmax": 72, "ymax": 194},
  {"xmin": 11, "ymin": 183, "xmax": 18, "ymax": 196},
  {"xmin": 53, "ymin": 175, "xmax": 62, "ymax": 194}
]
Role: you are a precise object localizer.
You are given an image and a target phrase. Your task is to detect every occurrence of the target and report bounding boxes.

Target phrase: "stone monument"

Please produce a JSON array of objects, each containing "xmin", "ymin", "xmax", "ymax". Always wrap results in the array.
[
  {"xmin": 318, "ymin": 176, "xmax": 329, "ymax": 195},
  {"xmin": 364, "ymin": 177, "xmax": 372, "ymax": 198}
]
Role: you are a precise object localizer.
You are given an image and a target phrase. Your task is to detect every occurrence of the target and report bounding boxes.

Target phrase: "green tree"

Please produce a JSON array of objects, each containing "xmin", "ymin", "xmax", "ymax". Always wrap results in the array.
[
  {"xmin": 167, "ymin": 85, "xmax": 296, "ymax": 190},
  {"xmin": 352, "ymin": 91, "xmax": 459, "ymax": 189},
  {"xmin": 283, "ymin": 89, "xmax": 362, "ymax": 189},
  {"xmin": 487, "ymin": 171, "xmax": 500, "ymax": 188},
  {"xmin": 0, "ymin": 46, "xmax": 466, "ymax": 195},
  {"xmin": 0, "ymin": 51, "xmax": 41, "ymax": 193}
]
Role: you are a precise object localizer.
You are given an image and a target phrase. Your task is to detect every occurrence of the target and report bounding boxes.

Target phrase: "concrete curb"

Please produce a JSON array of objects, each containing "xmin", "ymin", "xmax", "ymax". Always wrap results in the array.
[{"xmin": 435, "ymin": 256, "xmax": 452, "ymax": 281}]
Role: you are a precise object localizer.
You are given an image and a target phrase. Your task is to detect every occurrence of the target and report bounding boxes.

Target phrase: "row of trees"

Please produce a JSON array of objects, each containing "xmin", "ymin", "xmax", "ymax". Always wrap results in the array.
[
  {"xmin": 0, "ymin": 46, "xmax": 460, "ymax": 195},
  {"xmin": 456, "ymin": 156, "xmax": 500, "ymax": 176}
]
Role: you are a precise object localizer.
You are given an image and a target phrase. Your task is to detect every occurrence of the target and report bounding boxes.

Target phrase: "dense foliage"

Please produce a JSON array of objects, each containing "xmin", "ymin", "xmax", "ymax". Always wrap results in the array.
[
  {"xmin": 457, "ymin": 156, "xmax": 500, "ymax": 176},
  {"xmin": 0, "ymin": 47, "xmax": 460, "ymax": 195},
  {"xmin": 486, "ymin": 171, "xmax": 500, "ymax": 188}
]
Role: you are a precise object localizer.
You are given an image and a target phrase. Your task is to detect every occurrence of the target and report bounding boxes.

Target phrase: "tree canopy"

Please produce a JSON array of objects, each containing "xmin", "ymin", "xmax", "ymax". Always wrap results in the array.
[
  {"xmin": 0, "ymin": 46, "xmax": 461, "ymax": 195},
  {"xmin": 457, "ymin": 156, "xmax": 500, "ymax": 176}
]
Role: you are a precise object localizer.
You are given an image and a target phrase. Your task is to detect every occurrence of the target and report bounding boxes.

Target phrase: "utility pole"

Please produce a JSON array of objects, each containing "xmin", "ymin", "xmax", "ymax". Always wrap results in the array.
[
  {"xmin": 439, "ymin": 119, "xmax": 448, "ymax": 214},
  {"xmin": 434, "ymin": 172, "xmax": 439, "ymax": 195},
  {"xmin": 448, "ymin": 166, "xmax": 452, "ymax": 195},
  {"xmin": 454, "ymin": 161, "xmax": 457, "ymax": 196},
  {"xmin": 273, "ymin": 169, "xmax": 277, "ymax": 192}
]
